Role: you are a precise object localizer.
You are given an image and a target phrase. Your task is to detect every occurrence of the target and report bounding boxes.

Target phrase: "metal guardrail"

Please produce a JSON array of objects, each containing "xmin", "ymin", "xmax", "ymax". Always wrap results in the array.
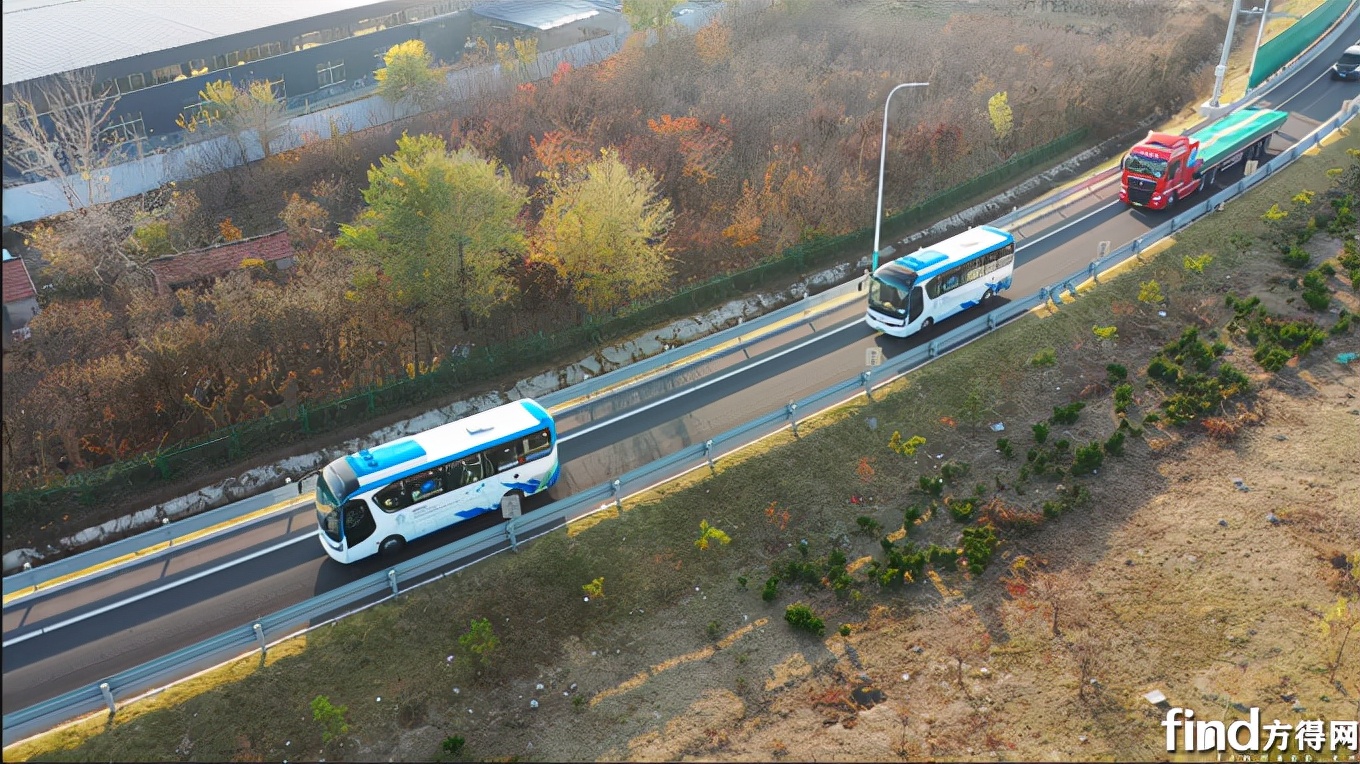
[
  {"xmin": 1, "ymin": 274, "xmax": 868, "ymax": 596},
  {"xmin": 10, "ymin": 8, "xmax": 1353, "ymax": 582},
  {"xmin": 5, "ymin": 100, "xmax": 1355, "ymax": 748}
]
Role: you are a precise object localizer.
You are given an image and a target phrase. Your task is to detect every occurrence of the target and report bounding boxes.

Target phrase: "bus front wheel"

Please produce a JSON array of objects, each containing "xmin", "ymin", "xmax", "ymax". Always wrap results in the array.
[
  {"xmin": 379, "ymin": 535, "xmax": 407, "ymax": 556},
  {"xmin": 922, "ymin": 318, "xmax": 934, "ymax": 330},
  {"xmin": 980, "ymin": 289, "xmax": 995, "ymax": 305}
]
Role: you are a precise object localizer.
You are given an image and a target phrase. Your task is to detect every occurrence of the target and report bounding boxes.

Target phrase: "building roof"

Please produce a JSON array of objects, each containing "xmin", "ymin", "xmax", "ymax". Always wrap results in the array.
[
  {"xmin": 147, "ymin": 230, "xmax": 293, "ymax": 290},
  {"xmin": 472, "ymin": 0, "xmax": 598, "ymax": 31},
  {"xmin": 2, "ymin": 248, "xmax": 39, "ymax": 304},
  {"xmin": 2, "ymin": 0, "xmax": 403, "ymax": 86}
]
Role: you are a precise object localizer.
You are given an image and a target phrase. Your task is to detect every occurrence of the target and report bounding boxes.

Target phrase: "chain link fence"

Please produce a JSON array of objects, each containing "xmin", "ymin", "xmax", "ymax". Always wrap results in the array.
[{"xmin": 3, "ymin": 129, "xmax": 1089, "ymax": 523}]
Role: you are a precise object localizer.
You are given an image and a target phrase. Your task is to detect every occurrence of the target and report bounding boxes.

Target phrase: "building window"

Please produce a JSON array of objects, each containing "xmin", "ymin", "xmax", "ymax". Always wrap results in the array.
[
  {"xmin": 101, "ymin": 112, "xmax": 146, "ymax": 144},
  {"xmin": 121, "ymin": 72, "xmax": 147, "ymax": 92},
  {"xmin": 316, "ymin": 61, "xmax": 345, "ymax": 87},
  {"xmin": 152, "ymin": 63, "xmax": 185, "ymax": 84}
]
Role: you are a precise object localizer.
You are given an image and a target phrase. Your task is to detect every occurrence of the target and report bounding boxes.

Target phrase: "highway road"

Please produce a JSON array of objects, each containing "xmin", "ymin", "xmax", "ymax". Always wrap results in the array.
[{"xmin": 5, "ymin": 22, "xmax": 1358, "ymax": 718}]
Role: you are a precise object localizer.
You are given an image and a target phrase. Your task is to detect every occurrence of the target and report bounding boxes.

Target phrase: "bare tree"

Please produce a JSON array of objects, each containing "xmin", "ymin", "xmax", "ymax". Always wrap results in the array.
[{"xmin": 2, "ymin": 68, "xmax": 124, "ymax": 211}]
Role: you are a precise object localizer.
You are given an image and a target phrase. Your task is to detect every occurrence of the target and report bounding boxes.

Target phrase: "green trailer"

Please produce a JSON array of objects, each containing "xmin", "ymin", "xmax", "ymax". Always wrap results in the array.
[{"xmin": 1190, "ymin": 108, "xmax": 1290, "ymax": 174}]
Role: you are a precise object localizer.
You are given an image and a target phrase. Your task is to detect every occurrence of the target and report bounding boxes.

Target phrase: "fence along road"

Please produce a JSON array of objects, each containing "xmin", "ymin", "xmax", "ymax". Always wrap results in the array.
[
  {"xmin": 2, "ymin": 10, "xmax": 1360, "ymax": 744},
  {"xmin": 6, "ymin": 99, "xmax": 1356, "ymax": 748}
]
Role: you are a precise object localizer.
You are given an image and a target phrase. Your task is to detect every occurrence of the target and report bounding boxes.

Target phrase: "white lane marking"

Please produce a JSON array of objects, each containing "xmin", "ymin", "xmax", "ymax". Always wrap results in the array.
[
  {"xmin": 1273, "ymin": 67, "xmax": 1334, "ymax": 110},
  {"xmin": 557, "ymin": 237, "xmax": 1075, "ymax": 444},
  {"xmin": 558, "ymin": 319, "xmax": 865, "ymax": 442},
  {"xmin": 1, "ymin": 531, "xmax": 320, "ymax": 648},
  {"xmin": 1020, "ymin": 200, "xmax": 1122, "ymax": 250}
]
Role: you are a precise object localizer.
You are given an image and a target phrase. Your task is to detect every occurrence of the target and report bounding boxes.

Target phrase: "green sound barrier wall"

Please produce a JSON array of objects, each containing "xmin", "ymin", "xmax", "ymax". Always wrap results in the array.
[{"xmin": 1249, "ymin": 0, "xmax": 1352, "ymax": 89}]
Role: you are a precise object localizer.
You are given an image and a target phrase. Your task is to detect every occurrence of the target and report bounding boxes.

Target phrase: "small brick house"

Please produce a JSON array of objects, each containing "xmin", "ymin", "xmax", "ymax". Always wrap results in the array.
[
  {"xmin": 3, "ymin": 248, "xmax": 40, "ymax": 348},
  {"xmin": 148, "ymin": 230, "xmax": 296, "ymax": 294}
]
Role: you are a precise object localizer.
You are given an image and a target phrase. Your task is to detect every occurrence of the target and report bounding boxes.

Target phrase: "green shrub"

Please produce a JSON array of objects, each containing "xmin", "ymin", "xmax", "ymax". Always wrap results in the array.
[
  {"xmin": 947, "ymin": 498, "xmax": 975, "ymax": 523},
  {"xmin": 762, "ymin": 577, "xmax": 779, "ymax": 602},
  {"xmin": 1106, "ymin": 363, "xmax": 1127, "ymax": 383},
  {"xmin": 311, "ymin": 695, "xmax": 349, "ymax": 744},
  {"xmin": 1253, "ymin": 343, "xmax": 1293, "ymax": 372},
  {"xmin": 996, "ymin": 438, "xmax": 1015, "ymax": 459},
  {"xmin": 1053, "ymin": 438, "xmax": 1070, "ymax": 452},
  {"xmin": 1030, "ymin": 347, "xmax": 1057, "ymax": 367},
  {"xmin": 856, "ymin": 516, "xmax": 881, "ymax": 536},
  {"xmin": 706, "ymin": 620, "xmax": 722, "ymax": 640},
  {"xmin": 1072, "ymin": 442, "xmax": 1104, "ymax": 475},
  {"xmin": 1144, "ymin": 412, "xmax": 1160, "ymax": 424},
  {"xmin": 442, "ymin": 735, "xmax": 466, "ymax": 758},
  {"xmin": 1042, "ymin": 500, "xmax": 1063, "ymax": 518},
  {"xmin": 839, "ymin": 624, "xmax": 852, "ymax": 637},
  {"xmin": 1051, "ymin": 402, "xmax": 1085, "ymax": 425},
  {"xmin": 1332, "ymin": 310, "xmax": 1353, "ymax": 335},
  {"xmin": 940, "ymin": 460, "xmax": 970, "ymax": 484},
  {"xmin": 918, "ymin": 475, "xmax": 944, "ymax": 496},
  {"xmin": 1032, "ymin": 421, "xmax": 1050, "ymax": 444},
  {"xmin": 903, "ymin": 503, "xmax": 925, "ymax": 527},
  {"xmin": 1302, "ymin": 288, "xmax": 1331, "ymax": 311},
  {"xmin": 1104, "ymin": 430, "xmax": 1126, "ymax": 457},
  {"xmin": 785, "ymin": 603, "xmax": 825, "ymax": 636},
  {"xmin": 1114, "ymin": 383, "xmax": 1134, "ymax": 414},
  {"xmin": 1283, "ymin": 246, "xmax": 1311, "ymax": 268},
  {"xmin": 959, "ymin": 524, "xmax": 1000, "ymax": 575}
]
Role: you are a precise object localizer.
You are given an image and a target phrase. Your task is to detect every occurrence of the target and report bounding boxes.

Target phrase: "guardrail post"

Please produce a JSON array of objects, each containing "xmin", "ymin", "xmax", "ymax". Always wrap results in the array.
[
  {"xmin": 1088, "ymin": 261, "xmax": 1099, "ymax": 285},
  {"xmin": 253, "ymin": 623, "xmax": 267, "ymax": 655},
  {"xmin": 1050, "ymin": 286, "xmax": 1064, "ymax": 306},
  {"xmin": 986, "ymin": 311, "xmax": 997, "ymax": 332},
  {"xmin": 787, "ymin": 402, "xmax": 799, "ymax": 437},
  {"xmin": 704, "ymin": 439, "xmax": 715, "ymax": 472},
  {"xmin": 100, "ymin": 681, "xmax": 116, "ymax": 717},
  {"xmin": 1064, "ymin": 282, "xmax": 1078, "ymax": 301},
  {"xmin": 387, "ymin": 569, "xmax": 398, "ymax": 596},
  {"xmin": 860, "ymin": 370, "xmax": 873, "ymax": 401},
  {"xmin": 612, "ymin": 479, "xmax": 622, "ymax": 510}
]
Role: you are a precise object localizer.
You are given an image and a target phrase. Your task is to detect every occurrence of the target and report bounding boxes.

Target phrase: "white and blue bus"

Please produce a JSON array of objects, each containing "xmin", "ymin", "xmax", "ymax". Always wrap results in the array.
[
  {"xmin": 314, "ymin": 399, "xmax": 560, "ymax": 563},
  {"xmin": 865, "ymin": 225, "xmax": 1016, "ymax": 338}
]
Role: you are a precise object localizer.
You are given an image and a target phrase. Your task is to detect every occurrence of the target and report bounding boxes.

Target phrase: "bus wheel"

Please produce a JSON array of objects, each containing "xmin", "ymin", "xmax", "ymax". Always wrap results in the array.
[
  {"xmin": 379, "ymin": 535, "xmax": 406, "ymax": 556},
  {"xmin": 922, "ymin": 318, "xmax": 934, "ymax": 330},
  {"xmin": 980, "ymin": 289, "xmax": 994, "ymax": 305}
]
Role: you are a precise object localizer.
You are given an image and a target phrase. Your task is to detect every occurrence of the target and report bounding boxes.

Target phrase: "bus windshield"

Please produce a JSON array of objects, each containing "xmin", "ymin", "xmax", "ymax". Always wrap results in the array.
[
  {"xmin": 868, "ymin": 276, "xmax": 911, "ymax": 317},
  {"xmin": 1123, "ymin": 152, "xmax": 1166, "ymax": 178},
  {"xmin": 316, "ymin": 470, "xmax": 343, "ymax": 543}
]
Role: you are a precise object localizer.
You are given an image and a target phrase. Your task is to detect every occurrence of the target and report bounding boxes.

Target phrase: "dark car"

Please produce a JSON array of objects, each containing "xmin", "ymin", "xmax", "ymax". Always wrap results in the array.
[{"xmin": 1331, "ymin": 43, "xmax": 1360, "ymax": 81}]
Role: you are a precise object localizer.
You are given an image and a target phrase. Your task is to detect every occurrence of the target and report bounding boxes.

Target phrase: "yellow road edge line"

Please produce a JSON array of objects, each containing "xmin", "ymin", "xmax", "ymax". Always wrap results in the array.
[
  {"xmin": 547, "ymin": 288, "xmax": 866, "ymax": 415},
  {"xmin": 2, "ymin": 496, "xmax": 301, "ymax": 606}
]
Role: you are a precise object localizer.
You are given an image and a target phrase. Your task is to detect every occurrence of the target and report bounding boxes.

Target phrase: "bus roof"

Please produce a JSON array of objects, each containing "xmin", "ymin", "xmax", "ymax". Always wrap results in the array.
[
  {"xmin": 887, "ymin": 225, "xmax": 1012, "ymax": 281},
  {"xmin": 343, "ymin": 398, "xmax": 553, "ymax": 488}
]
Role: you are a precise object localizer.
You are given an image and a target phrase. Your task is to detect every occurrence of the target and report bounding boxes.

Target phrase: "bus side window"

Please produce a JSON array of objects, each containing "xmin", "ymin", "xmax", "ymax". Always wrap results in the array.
[
  {"xmin": 522, "ymin": 429, "xmax": 552, "ymax": 460},
  {"xmin": 375, "ymin": 483, "xmax": 410, "ymax": 513},
  {"xmin": 406, "ymin": 468, "xmax": 446, "ymax": 504},
  {"xmin": 453, "ymin": 455, "xmax": 485, "ymax": 488},
  {"xmin": 489, "ymin": 443, "xmax": 519, "ymax": 472},
  {"xmin": 942, "ymin": 268, "xmax": 961, "ymax": 293},
  {"xmin": 926, "ymin": 278, "xmax": 942, "ymax": 299},
  {"xmin": 984, "ymin": 251, "xmax": 998, "ymax": 274}
]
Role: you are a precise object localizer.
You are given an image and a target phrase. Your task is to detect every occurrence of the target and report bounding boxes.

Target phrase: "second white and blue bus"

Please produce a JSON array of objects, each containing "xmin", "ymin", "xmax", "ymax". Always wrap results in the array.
[
  {"xmin": 865, "ymin": 225, "xmax": 1015, "ymax": 337},
  {"xmin": 314, "ymin": 398, "xmax": 560, "ymax": 563}
]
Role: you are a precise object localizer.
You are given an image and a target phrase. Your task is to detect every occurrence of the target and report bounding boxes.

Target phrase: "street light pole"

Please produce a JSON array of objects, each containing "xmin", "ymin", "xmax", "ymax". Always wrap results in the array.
[
  {"xmin": 872, "ymin": 81, "xmax": 929, "ymax": 273},
  {"xmin": 1210, "ymin": 0, "xmax": 1245, "ymax": 108}
]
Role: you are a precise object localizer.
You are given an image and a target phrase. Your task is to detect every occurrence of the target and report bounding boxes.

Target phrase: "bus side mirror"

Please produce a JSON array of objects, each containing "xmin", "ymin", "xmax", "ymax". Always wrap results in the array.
[{"xmin": 299, "ymin": 470, "xmax": 319, "ymax": 495}]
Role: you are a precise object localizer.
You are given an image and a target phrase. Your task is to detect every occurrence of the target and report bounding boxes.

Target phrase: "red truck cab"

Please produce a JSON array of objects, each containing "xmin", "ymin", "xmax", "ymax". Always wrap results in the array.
[{"xmin": 1118, "ymin": 132, "xmax": 1200, "ymax": 210}]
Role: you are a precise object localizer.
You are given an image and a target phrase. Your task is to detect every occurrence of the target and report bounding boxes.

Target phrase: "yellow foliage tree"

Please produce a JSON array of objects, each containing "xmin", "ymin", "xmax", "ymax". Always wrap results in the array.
[{"xmin": 533, "ymin": 148, "xmax": 674, "ymax": 315}]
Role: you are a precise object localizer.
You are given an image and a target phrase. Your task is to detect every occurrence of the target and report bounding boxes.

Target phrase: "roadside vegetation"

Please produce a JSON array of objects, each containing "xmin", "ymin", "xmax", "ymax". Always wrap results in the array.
[
  {"xmin": 1, "ymin": 0, "xmax": 1227, "ymax": 548},
  {"xmin": 10, "ymin": 98, "xmax": 1357, "ymax": 764}
]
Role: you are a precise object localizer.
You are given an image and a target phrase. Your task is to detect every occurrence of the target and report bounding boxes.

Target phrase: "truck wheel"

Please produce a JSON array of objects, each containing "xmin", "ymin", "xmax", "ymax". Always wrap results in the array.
[
  {"xmin": 1165, "ymin": 191, "xmax": 1177, "ymax": 208},
  {"xmin": 1204, "ymin": 169, "xmax": 1218, "ymax": 189}
]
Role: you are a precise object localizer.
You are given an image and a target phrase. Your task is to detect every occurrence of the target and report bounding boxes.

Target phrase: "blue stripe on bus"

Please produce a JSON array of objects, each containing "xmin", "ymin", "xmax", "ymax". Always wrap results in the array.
[
  {"xmin": 347, "ymin": 439, "xmax": 428, "ymax": 479},
  {"xmin": 519, "ymin": 398, "xmax": 555, "ymax": 436}
]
